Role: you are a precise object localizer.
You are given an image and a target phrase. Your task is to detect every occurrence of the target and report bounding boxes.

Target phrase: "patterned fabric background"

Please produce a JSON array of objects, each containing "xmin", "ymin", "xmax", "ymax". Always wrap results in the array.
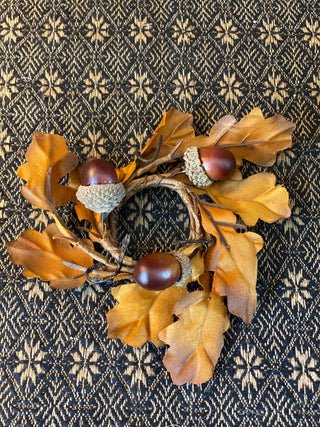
[{"xmin": 0, "ymin": 0, "xmax": 320, "ymax": 426}]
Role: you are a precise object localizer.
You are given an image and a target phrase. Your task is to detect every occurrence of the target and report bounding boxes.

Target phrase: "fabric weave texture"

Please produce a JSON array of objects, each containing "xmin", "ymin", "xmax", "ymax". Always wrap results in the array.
[{"xmin": 0, "ymin": 1, "xmax": 319, "ymax": 426}]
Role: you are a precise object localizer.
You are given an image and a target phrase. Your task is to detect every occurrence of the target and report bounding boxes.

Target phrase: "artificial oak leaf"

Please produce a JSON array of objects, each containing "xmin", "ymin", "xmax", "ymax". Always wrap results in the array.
[
  {"xmin": 141, "ymin": 108, "xmax": 206, "ymax": 160},
  {"xmin": 204, "ymin": 227, "xmax": 263, "ymax": 324},
  {"xmin": 6, "ymin": 223, "xmax": 93, "ymax": 289},
  {"xmin": 107, "ymin": 283, "xmax": 188, "ymax": 347},
  {"xmin": 116, "ymin": 160, "xmax": 137, "ymax": 183},
  {"xmin": 18, "ymin": 133, "xmax": 78, "ymax": 210},
  {"xmin": 214, "ymin": 108, "xmax": 295, "ymax": 166},
  {"xmin": 181, "ymin": 244, "xmax": 205, "ymax": 285},
  {"xmin": 74, "ymin": 203, "xmax": 104, "ymax": 238},
  {"xmin": 207, "ymin": 172, "xmax": 291, "ymax": 226},
  {"xmin": 158, "ymin": 290, "xmax": 230, "ymax": 385},
  {"xmin": 142, "ymin": 110, "xmax": 238, "ymax": 161},
  {"xmin": 199, "ymin": 205, "xmax": 237, "ymax": 232}
]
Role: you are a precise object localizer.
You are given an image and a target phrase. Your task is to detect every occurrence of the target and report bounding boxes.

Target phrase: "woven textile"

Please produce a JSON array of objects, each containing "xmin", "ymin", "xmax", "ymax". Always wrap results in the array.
[{"xmin": 1, "ymin": 1, "xmax": 320, "ymax": 426}]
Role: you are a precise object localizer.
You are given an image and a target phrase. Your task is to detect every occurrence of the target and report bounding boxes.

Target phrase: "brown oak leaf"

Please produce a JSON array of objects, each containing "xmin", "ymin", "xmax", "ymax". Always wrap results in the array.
[
  {"xmin": 6, "ymin": 223, "xmax": 93, "ymax": 289},
  {"xmin": 107, "ymin": 283, "xmax": 188, "ymax": 347},
  {"xmin": 18, "ymin": 133, "xmax": 78, "ymax": 210},
  {"xmin": 159, "ymin": 290, "xmax": 230, "ymax": 385},
  {"xmin": 200, "ymin": 205, "xmax": 263, "ymax": 323},
  {"xmin": 207, "ymin": 171, "xmax": 291, "ymax": 226}
]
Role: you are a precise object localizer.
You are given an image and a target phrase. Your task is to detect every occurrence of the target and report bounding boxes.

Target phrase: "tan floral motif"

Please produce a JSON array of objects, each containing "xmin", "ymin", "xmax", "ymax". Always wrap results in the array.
[
  {"xmin": 218, "ymin": 71, "xmax": 243, "ymax": 105},
  {"xmin": 0, "ymin": 68, "xmax": 18, "ymax": 102},
  {"xmin": 81, "ymin": 129, "xmax": 108, "ymax": 157},
  {"xmin": 233, "ymin": 345, "xmax": 264, "ymax": 396},
  {"xmin": 172, "ymin": 17, "xmax": 194, "ymax": 45},
  {"xmin": 173, "ymin": 70, "xmax": 197, "ymax": 103},
  {"xmin": 277, "ymin": 201, "xmax": 303, "ymax": 238},
  {"xmin": 43, "ymin": 16, "xmax": 66, "ymax": 44},
  {"xmin": 86, "ymin": 15, "xmax": 109, "ymax": 43},
  {"xmin": 39, "ymin": 70, "xmax": 63, "ymax": 100},
  {"xmin": 129, "ymin": 71, "xmax": 153, "ymax": 102},
  {"xmin": 123, "ymin": 347, "xmax": 155, "ymax": 391},
  {"xmin": 264, "ymin": 72, "xmax": 288, "ymax": 105},
  {"xmin": 83, "ymin": 71, "xmax": 108, "ymax": 101},
  {"xmin": 283, "ymin": 269, "xmax": 312, "ymax": 310},
  {"xmin": 302, "ymin": 20, "xmax": 320, "ymax": 48},
  {"xmin": 215, "ymin": 18, "xmax": 238, "ymax": 46},
  {"xmin": 130, "ymin": 16, "xmax": 152, "ymax": 45},
  {"xmin": 126, "ymin": 191, "xmax": 155, "ymax": 230},
  {"xmin": 69, "ymin": 341, "xmax": 101, "ymax": 386},
  {"xmin": 14, "ymin": 340, "xmax": 47, "ymax": 391},
  {"xmin": 259, "ymin": 19, "xmax": 282, "ymax": 47},
  {"xmin": 290, "ymin": 347, "xmax": 320, "ymax": 393},
  {"xmin": 0, "ymin": 15, "xmax": 23, "ymax": 43}
]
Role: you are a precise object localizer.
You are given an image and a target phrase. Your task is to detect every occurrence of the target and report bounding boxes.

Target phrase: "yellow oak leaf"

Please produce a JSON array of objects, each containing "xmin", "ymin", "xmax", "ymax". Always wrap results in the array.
[
  {"xmin": 107, "ymin": 283, "xmax": 188, "ymax": 347},
  {"xmin": 159, "ymin": 290, "xmax": 230, "ymax": 385},
  {"xmin": 141, "ymin": 108, "xmax": 195, "ymax": 158},
  {"xmin": 6, "ymin": 223, "xmax": 93, "ymax": 289},
  {"xmin": 214, "ymin": 107, "xmax": 295, "ymax": 166},
  {"xmin": 141, "ymin": 108, "xmax": 294, "ymax": 168},
  {"xmin": 199, "ymin": 205, "xmax": 263, "ymax": 322},
  {"xmin": 207, "ymin": 172, "xmax": 291, "ymax": 226},
  {"xmin": 17, "ymin": 133, "xmax": 78, "ymax": 210},
  {"xmin": 116, "ymin": 160, "xmax": 137, "ymax": 182}
]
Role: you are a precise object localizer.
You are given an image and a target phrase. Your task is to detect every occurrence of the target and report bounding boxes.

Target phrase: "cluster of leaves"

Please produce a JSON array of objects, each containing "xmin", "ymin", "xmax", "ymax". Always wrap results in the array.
[{"xmin": 6, "ymin": 108, "xmax": 295, "ymax": 385}]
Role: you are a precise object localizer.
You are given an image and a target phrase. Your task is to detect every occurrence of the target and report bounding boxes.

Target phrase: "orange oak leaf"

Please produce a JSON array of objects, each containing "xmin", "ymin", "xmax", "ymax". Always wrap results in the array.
[
  {"xmin": 206, "ymin": 171, "xmax": 291, "ymax": 226},
  {"xmin": 6, "ymin": 223, "xmax": 93, "ymax": 289},
  {"xmin": 17, "ymin": 133, "xmax": 78, "ymax": 210},
  {"xmin": 141, "ymin": 108, "xmax": 196, "ymax": 159},
  {"xmin": 74, "ymin": 203, "xmax": 104, "ymax": 238},
  {"xmin": 141, "ymin": 108, "xmax": 294, "ymax": 168},
  {"xmin": 200, "ymin": 205, "xmax": 263, "ymax": 323},
  {"xmin": 107, "ymin": 283, "xmax": 188, "ymax": 347},
  {"xmin": 214, "ymin": 107, "xmax": 295, "ymax": 166},
  {"xmin": 116, "ymin": 160, "xmax": 137, "ymax": 183},
  {"xmin": 181, "ymin": 244, "xmax": 205, "ymax": 283},
  {"xmin": 158, "ymin": 290, "xmax": 230, "ymax": 385}
]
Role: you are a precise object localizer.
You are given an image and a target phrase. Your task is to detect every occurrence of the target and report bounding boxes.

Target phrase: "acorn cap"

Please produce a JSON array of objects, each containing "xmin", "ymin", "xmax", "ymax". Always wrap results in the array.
[
  {"xmin": 172, "ymin": 251, "xmax": 192, "ymax": 287},
  {"xmin": 183, "ymin": 147, "xmax": 213, "ymax": 187},
  {"xmin": 76, "ymin": 182, "xmax": 126, "ymax": 214}
]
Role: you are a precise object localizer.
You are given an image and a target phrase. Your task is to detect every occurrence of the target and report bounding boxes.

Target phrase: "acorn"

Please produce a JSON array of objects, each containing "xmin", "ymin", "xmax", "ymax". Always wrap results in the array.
[
  {"xmin": 76, "ymin": 158, "xmax": 126, "ymax": 214},
  {"xmin": 133, "ymin": 251, "xmax": 192, "ymax": 291},
  {"xmin": 183, "ymin": 146, "xmax": 236, "ymax": 187}
]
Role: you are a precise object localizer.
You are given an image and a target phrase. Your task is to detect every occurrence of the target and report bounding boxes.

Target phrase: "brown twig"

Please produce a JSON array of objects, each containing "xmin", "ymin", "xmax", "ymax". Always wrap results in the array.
[
  {"xmin": 127, "ymin": 138, "xmax": 185, "ymax": 184},
  {"xmin": 108, "ymin": 175, "xmax": 205, "ymax": 250},
  {"xmin": 199, "ymin": 204, "xmax": 231, "ymax": 250}
]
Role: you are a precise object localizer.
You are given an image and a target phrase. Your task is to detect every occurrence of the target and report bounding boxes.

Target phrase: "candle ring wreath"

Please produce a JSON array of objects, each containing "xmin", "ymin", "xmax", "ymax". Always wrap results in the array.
[{"xmin": 7, "ymin": 108, "xmax": 295, "ymax": 385}]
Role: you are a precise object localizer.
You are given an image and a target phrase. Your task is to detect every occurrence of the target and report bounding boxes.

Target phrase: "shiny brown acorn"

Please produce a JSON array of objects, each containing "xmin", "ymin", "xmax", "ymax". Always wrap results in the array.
[
  {"xmin": 76, "ymin": 158, "xmax": 126, "ymax": 214},
  {"xmin": 134, "ymin": 252, "xmax": 182, "ymax": 291},
  {"xmin": 199, "ymin": 147, "xmax": 236, "ymax": 181},
  {"xmin": 81, "ymin": 158, "xmax": 119, "ymax": 186},
  {"xmin": 183, "ymin": 146, "xmax": 236, "ymax": 187}
]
